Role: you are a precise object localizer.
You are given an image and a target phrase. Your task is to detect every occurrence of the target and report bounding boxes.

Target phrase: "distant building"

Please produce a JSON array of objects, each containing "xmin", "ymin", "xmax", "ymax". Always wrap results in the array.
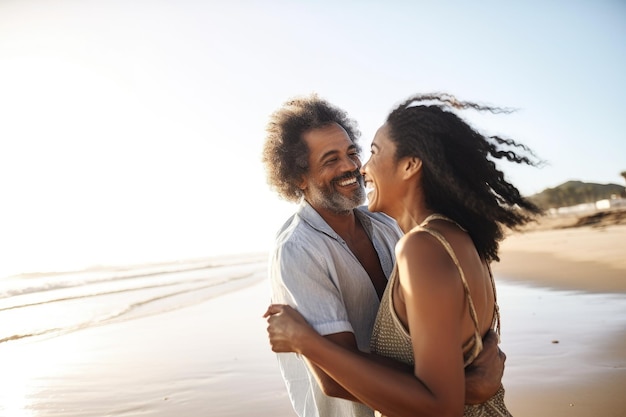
[
  {"xmin": 550, "ymin": 197, "xmax": 626, "ymax": 215},
  {"xmin": 596, "ymin": 196, "xmax": 626, "ymax": 210},
  {"xmin": 553, "ymin": 202, "xmax": 597, "ymax": 215}
]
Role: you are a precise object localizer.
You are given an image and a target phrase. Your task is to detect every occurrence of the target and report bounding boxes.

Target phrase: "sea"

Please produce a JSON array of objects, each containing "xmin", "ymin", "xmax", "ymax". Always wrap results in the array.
[{"xmin": 0, "ymin": 253, "xmax": 269, "ymax": 346}]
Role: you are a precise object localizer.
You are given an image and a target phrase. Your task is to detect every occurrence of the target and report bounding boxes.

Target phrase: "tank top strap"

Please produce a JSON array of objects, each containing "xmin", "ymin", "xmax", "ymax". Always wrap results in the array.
[
  {"xmin": 421, "ymin": 214, "xmax": 502, "ymax": 340},
  {"xmin": 486, "ymin": 263, "xmax": 502, "ymax": 339},
  {"xmin": 420, "ymin": 213, "xmax": 468, "ymax": 232},
  {"xmin": 410, "ymin": 216, "xmax": 484, "ymax": 365}
]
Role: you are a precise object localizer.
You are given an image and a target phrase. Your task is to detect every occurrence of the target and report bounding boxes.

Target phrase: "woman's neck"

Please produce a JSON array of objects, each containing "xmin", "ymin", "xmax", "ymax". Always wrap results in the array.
[{"xmin": 394, "ymin": 208, "xmax": 434, "ymax": 233}]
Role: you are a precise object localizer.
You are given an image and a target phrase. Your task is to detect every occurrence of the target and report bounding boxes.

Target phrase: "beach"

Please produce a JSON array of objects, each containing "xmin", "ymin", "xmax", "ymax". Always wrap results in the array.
[
  {"xmin": 492, "ymin": 220, "xmax": 626, "ymax": 417},
  {"xmin": 1, "ymin": 212, "xmax": 625, "ymax": 417}
]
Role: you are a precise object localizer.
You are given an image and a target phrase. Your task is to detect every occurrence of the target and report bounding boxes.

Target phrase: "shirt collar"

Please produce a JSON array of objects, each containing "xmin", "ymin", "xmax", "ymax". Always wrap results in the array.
[{"xmin": 296, "ymin": 199, "xmax": 374, "ymax": 241}]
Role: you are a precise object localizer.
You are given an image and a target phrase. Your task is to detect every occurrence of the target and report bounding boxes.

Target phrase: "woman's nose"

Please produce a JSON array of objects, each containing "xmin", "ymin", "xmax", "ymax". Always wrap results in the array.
[{"xmin": 360, "ymin": 159, "xmax": 369, "ymax": 175}]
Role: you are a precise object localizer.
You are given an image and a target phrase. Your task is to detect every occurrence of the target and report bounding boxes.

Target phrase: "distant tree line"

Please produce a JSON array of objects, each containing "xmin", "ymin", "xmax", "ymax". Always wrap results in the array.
[{"xmin": 528, "ymin": 180, "xmax": 626, "ymax": 210}]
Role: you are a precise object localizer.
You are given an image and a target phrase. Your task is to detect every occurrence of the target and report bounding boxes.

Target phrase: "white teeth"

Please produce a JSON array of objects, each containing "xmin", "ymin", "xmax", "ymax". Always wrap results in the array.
[{"xmin": 338, "ymin": 177, "xmax": 357, "ymax": 186}]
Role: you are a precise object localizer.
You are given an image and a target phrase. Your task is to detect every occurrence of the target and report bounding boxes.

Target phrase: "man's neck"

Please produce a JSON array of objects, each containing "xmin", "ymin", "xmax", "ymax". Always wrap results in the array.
[{"xmin": 308, "ymin": 202, "xmax": 359, "ymax": 239}]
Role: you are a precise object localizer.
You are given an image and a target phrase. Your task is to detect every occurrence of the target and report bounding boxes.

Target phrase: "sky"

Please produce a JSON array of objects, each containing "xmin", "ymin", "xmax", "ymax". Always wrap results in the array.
[{"xmin": 1, "ymin": 0, "xmax": 625, "ymax": 277}]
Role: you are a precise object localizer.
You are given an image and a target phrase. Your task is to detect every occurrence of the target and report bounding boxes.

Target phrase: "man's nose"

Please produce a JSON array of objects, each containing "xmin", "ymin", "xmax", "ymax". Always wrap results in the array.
[{"xmin": 339, "ymin": 156, "xmax": 360, "ymax": 172}]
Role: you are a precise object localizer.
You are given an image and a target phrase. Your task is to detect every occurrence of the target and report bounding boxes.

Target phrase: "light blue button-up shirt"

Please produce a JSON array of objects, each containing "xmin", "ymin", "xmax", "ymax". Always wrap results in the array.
[{"xmin": 269, "ymin": 200, "xmax": 402, "ymax": 417}]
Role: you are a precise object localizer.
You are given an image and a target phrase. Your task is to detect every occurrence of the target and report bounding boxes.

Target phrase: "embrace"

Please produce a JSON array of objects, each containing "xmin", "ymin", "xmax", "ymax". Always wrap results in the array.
[{"xmin": 261, "ymin": 93, "xmax": 541, "ymax": 417}]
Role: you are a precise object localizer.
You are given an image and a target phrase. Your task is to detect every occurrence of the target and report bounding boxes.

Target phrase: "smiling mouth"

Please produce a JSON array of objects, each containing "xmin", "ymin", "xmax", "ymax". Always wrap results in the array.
[
  {"xmin": 337, "ymin": 177, "xmax": 358, "ymax": 187},
  {"xmin": 333, "ymin": 171, "xmax": 363, "ymax": 188}
]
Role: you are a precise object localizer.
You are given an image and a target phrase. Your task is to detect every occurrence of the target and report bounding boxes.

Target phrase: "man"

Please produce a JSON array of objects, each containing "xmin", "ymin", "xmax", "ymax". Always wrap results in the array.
[{"xmin": 262, "ymin": 94, "xmax": 504, "ymax": 417}]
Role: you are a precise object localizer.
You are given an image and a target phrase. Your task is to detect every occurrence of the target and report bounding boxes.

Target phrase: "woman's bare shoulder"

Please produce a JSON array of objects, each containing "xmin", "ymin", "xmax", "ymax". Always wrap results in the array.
[{"xmin": 396, "ymin": 228, "xmax": 459, "ymax": 284}]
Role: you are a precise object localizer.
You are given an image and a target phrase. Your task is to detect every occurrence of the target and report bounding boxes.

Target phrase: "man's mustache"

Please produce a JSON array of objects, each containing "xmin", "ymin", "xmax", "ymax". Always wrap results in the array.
[{"xmin": 332, "ymin": 169, "xmax": 363, "ymax": 183}]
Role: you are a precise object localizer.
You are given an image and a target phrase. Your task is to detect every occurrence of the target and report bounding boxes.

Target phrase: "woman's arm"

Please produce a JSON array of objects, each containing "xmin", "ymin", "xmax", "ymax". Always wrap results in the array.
[
  {"xmin": 265, "ymin": 304, "xmax": 440, "ymax": 416},
  {"xmin": 269, "ymin": 326, "xmax": 414, "ymax": 402},
  {"xmin": 394, "ymin": 231, "xmax": 467, "ymax": 416},
  {"xmin": 265, "ymin": 308, "xmax": 503, "ymax": 405}
]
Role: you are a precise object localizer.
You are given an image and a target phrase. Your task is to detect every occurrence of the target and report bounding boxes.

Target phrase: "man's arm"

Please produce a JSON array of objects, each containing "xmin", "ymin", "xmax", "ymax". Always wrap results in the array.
[{"xmin": 464, "ymin": 330, "xmax": 506, "ymax": 404}]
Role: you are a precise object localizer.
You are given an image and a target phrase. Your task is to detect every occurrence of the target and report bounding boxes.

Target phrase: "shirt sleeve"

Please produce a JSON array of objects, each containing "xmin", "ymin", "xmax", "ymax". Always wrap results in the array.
[{"xmin": 270, "ymin": 240, "xmax": 354, "ymax": 336}]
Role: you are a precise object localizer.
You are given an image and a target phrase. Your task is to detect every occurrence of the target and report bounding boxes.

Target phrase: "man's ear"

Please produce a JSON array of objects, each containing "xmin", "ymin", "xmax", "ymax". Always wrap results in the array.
[
  {"xmin": 403, "ymin": 157, "xmax": 422, "ymax": 180},
  {"xmin": 297, "ymin": 175, "xmax": 308, "ymax": 191}
]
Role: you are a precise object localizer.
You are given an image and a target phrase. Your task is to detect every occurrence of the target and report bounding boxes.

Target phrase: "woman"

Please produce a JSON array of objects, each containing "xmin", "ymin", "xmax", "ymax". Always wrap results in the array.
[{"xmin": 264, "ymin": 93, "xmax": 542, "ymax": 417}]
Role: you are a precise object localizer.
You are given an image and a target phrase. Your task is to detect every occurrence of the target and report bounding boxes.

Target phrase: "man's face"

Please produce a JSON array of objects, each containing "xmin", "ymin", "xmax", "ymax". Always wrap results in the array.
[{"xmin": 299, "ymin": 123, "xmax": 365, "ymax": 214}]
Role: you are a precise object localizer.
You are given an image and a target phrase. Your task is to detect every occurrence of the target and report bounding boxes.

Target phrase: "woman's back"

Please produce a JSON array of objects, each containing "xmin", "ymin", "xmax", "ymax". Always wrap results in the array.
[{"xmin": 370, "ymin": 214, "xmax": 510, "ymax": 416}]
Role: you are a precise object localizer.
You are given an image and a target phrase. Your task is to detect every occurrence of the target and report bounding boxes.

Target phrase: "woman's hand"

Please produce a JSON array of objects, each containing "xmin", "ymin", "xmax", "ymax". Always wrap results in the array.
[{"xmin": 263, "ymin": 304, "xmax": 316, "ymax": 354}]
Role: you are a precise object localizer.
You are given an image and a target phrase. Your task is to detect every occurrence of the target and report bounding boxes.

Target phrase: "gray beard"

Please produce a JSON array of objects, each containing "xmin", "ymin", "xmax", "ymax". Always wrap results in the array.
[{"xmin": 307, "ymin": 178, "xmax": 366, "ymax": 215}]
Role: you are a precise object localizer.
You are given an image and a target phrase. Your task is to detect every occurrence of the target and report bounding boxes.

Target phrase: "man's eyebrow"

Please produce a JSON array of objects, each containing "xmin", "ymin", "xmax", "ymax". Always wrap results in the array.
[
  {"xmin": 319, "ymin": 149, "xmax": 339, "ymax": 161},
  {"xmin": 319, "ymin": 144, "xmax": 357, "ymax": 161}
]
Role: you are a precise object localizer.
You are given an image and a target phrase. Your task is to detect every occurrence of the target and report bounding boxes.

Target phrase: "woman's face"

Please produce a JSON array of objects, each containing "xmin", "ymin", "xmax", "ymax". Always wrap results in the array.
[{"xmin": 361, "ymin": 123, "xmax": 402, "ymax": 214}]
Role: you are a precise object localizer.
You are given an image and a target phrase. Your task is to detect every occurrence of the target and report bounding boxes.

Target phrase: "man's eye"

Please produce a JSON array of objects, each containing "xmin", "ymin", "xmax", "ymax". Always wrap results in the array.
[{"xmin": 325, "ymin": 158, "xmax": 338, "ymax": 165}]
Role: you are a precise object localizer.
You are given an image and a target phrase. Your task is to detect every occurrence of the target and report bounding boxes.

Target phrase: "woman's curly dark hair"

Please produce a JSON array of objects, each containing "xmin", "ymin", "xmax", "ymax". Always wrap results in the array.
[
  {"xmin": 262, "ymin": 94, "xmax": 361, "ymax": 202},
  {"xmin": 386, "ymin": 93, "xmax": 544, "ymax": 262}
]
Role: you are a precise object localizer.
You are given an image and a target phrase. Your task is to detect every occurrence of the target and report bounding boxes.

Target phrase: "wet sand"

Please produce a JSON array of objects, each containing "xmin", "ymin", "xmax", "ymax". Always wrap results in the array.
[{"xmin": 492, "ymin": 222, "xmax": 626, "ymax": 416}]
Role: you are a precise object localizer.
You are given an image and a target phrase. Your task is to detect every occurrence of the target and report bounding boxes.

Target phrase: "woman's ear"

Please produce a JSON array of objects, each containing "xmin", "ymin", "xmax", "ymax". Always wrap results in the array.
[{"xmin": 403, "ymin": 156, "xmax": 422, "ymax": 179}]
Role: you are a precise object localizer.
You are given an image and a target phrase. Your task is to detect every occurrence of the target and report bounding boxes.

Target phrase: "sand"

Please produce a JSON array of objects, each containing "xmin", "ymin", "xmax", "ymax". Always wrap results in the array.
[
  {"xmin": 1, "ymin": 212, "xmax": 625, "ymax": 417},
  {"xmin": 493, "ymin": 224, "xmax": 626, "ymax": 293}
]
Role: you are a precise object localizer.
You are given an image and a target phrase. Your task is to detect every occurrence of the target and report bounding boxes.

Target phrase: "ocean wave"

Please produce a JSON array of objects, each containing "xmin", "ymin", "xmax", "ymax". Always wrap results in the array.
[
  {"xmin": 0, "ymin": 254, "xmax": 267, "ymax": 299},
  {"xmin": 0, "ymin": 254, "xmax": 268, "ymax": 345}
]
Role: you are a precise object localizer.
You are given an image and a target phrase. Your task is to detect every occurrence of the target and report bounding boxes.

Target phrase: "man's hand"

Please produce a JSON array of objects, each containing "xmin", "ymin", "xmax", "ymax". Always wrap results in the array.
[{"xmin": 464, "ymin": 330, "xmax": 506, "ymax": 404}]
